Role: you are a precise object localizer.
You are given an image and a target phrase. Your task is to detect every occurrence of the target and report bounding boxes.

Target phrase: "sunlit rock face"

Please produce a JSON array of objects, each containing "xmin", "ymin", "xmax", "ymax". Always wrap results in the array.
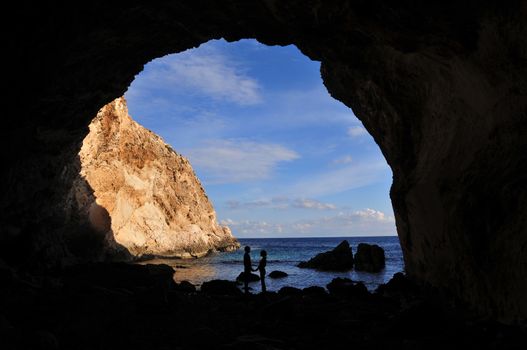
[
  {"xmin": 3, "ymin": 1, "xmax": 526, "ymax": 320},
  {"xmin": 70, "ymin": 97, "xmax": 239, "ymax": 258}
]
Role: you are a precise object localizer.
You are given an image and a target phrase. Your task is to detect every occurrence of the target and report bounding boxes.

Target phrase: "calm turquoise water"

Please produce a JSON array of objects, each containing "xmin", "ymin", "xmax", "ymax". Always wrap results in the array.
[{"xmin": 142, "ymin": 236, "xmax": 404, "ymax": 292}]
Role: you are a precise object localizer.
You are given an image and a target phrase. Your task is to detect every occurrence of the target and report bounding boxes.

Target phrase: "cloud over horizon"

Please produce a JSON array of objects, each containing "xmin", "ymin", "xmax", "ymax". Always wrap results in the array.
[
  {"xmin": 332, "ymin": 155, "xmax": 353, "ymax": 165},
  {"xmin": 348, "ymin": 125, "xmax": 368, "ymax": 138},
  {"xmin": 129, "ymin": 46, "xmax": 262, "ymax": 106},
  {"xmin": 288, "ymin": 161, "xmax": 390, "ymax": 198},
  {"xmin": 184, "ymin": 139, "xmax": 299, "ymax": 184},
  {"xmin": 226, "ymin": 197, "xmax": 336, "ymax": 210},
  {"xmin": 220, "ymin": 208, "xmax": 396, "ymax": 237}
]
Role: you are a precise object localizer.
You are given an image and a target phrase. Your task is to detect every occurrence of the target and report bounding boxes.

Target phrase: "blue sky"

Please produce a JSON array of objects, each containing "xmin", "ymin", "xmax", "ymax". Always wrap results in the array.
[{"xmin": 125, "ymin": 39, "xmax": 396, "ymax": 238}]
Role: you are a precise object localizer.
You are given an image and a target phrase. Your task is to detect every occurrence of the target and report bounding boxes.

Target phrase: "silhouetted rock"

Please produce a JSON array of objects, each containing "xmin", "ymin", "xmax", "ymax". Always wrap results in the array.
[
  {"xmin": 375, "ymin": 272, "xmax": 420, "ymax": 301},
  {"xmin": 224, "ymin": 334, "xmax": 285, "ymax": 350},
  {"xmin": 29, "ymin": 330, "xmax": 59, "ymax": 350},
  {"xmin": 326, "ymin": 277, "xmax": 369, "ymax": 298},
  {"xmin": 236, "ymin": 271, "xmax": 260, "ymax": 283},
  {"xmin": 278, "ymin": 286, "xmax": 303, "ymax": 297},
  {"xmin": 302, "ymin": 286, "xmax": 327, "ymax": 297},
  {"xmin": 62, "ymin": 262, "xmax": 176, "ymax": 290},
  {"xmin": 354, "ymin": 243, "xmax": 385, "ymax": 272},
  {"xmin": 268, "ymin": 270, "xmax": 288, "ymax": 279},
  {"xmin": 175, "ymin": 280, "xmax": 196, "ymax": 293},
  {"xmin": 0, "ymin": 259, "xmax": 15, "ymax": 285},
  {"xmin": 298, "ymin": 240, "xmax": 354, "ymax": 271},
  {"xmin": 201, "ymin": 280, "xmax": 242, "ymax": 296}
]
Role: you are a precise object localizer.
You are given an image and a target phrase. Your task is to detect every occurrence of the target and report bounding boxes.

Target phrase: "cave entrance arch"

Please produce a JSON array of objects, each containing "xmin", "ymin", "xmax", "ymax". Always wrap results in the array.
[
  {"xmin": 3, "ymin": 2, "xmax": 526, "ymax": 321},
  {"xmin": 83, "ymin": 38, "xmax": 399, "ymax": 289}
]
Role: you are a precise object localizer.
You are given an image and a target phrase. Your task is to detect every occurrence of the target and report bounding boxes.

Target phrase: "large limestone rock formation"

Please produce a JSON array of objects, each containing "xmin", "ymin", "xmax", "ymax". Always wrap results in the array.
[{"xmin": 71, "ymin": 97, "xmax": 239, "ymax": 258}]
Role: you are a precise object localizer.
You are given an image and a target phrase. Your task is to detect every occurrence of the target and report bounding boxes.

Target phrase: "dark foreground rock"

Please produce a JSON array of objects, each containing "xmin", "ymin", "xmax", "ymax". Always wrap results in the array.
[
  {"xmin": 302, "ymin": 286, "xmax": 327, "ymax": 297},
  {"xmin": 354, "ymin": 243, "xmax": 386, "ymax": 272},
  {"xmin": 236, "ymin": 271, "xmax": 260, "ymax": 283},
  {"xmin": 1, "ymin": 267, "xmax": 525, "ymax": 350},
  {"xmin": 201, "ymin": 279, "xmax": 242, "ymax": 296},
  {"xmin": 298, "ymin": 240, "xmax": 354, "ymax": 271},
  {"xmin": 63, "ymin": 262, "xmax": 176, "ymax": 289},
  {"xmin": 175, "ymin": 280, "xmax": 196, "ymax": 293},
  {"xmin": 268, "ymin": 270, "xmax": 288, "ymax": 279},
  {"xmin": 326, "ymin": 277, "xmax": 369, "ymax": 298},
  {"xmin": 278, "ymin": 286, "xmax": 303, "ymax": 297}
]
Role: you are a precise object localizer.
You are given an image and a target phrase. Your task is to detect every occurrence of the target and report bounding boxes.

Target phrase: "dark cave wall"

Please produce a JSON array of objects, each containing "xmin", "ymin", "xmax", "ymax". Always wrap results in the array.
[{"xmin": 3, "ymin": 1, "xmax": 526, "ymax": 320}]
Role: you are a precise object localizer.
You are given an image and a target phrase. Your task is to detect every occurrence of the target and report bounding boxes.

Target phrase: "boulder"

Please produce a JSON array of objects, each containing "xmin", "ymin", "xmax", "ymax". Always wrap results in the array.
[
  {"xmin": 278, "ymin": 286, "xmax": 303, "ymax": 297},
  {"xmin": 302, "ymin": 286, "xmax": 327, "ymax": 297},
  {"xmin": 236, "ymin": 272, "xmax": 260, "ymax": 283},
  {"xmin": 268, "ymin": 270, "xmax": 288, "ymax": 279},
  {"xmin": 375, "ymin": 272, "xmax": 420, "ymax": 301},
  {"xmin": 200, "ymin": 280, "xmax": 242, "ymax": 296},
  {"xmin": 326, "ymin": 277, "xmax": 369, "ymax": 298},
  {"xmin": 175, "ymin": 280, "xmax": 196, "ymax": 293},
  {"xmin": 298, "ymin": 240, "xmax": 354, "ymax": 271},
  {"xmin": 62, "ymin": 262, "xmax": 176, "ymax": 290},
  {"xmin": 354, "ymin": 243, "xmax": 385, "ymax": 272}
]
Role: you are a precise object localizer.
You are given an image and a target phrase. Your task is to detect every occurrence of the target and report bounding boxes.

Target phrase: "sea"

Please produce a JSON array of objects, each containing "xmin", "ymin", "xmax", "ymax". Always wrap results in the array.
[{"xmin": 140, "ymin": 236, "xmax": 405, "ymax": 292}]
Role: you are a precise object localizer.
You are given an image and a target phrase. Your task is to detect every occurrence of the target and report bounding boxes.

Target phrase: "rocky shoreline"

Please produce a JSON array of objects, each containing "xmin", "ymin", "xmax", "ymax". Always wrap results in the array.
[{"xmin": 1, "ymin": 262, "xmax": 525, "ymax": 350}]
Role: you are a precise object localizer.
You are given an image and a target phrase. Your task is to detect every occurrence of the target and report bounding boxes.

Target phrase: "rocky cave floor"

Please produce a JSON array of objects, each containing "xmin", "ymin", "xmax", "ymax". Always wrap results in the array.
[{"xmin": 1, "ymin": 262, "xmax": 526, "ymax": 350}]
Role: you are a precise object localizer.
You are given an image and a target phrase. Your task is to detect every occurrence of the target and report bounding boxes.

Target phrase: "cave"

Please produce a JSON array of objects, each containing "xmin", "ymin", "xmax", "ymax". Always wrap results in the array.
[{"xmin": 3, "ymin": 0, "xmax": 526, "ymax": 328}]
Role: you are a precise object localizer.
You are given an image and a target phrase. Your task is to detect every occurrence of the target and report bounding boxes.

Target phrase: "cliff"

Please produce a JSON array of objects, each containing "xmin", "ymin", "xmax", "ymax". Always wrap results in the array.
[{"xmin": 69, "ymin": 97, "xmax": 239, "ymax": 258}]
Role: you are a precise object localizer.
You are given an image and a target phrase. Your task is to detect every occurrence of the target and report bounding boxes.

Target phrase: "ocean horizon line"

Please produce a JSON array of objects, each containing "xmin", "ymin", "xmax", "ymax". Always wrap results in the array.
[{"xmin": 236, "ymin": 235, "xmax": 399, "ymax": 240}]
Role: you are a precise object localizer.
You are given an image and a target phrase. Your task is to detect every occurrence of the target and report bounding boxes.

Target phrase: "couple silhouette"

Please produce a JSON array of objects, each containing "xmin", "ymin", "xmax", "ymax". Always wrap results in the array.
[{"xmin": 243, "ymin": 246, "xmax": 267, "ymax": 294}]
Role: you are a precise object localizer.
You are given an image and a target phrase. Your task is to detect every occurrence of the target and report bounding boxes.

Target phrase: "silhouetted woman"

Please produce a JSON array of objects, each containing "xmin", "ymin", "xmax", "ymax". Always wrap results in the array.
[
  {"xmin": 243, "ymin": 246, "xmax": 252, "ymax": 295},
  {"xmin": 254, "ymin": 250, "xmax": 267, "ymax": 293}
]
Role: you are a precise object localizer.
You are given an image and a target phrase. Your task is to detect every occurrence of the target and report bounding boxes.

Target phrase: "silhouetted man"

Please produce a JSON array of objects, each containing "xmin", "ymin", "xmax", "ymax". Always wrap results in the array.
[{"xmin": 243, "ymin": 246, "xmax": 252, "ymax": 295}]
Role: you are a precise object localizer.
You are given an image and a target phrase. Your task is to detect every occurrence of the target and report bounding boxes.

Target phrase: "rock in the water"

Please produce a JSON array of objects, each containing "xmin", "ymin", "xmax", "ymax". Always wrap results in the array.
[
  {"xmin": 236, "ymin": 272, "xmax": 260, "ymax": 283},
  {"xmin": 68, "ymin": 97, "xmax": 240, "ymax": 258},
  {"xmin": 201, "ymin": 280, "xmax": 242, "ymax": 296},
  {"xmin": 326, "ymin": 277, "xmax": 369, "ymax": 298},
  {"xmin": 354, "ymin": 243, "xmax": 385, "ymax": 272},
  {"xmin": 268, "ymin": 270, "xmax": 288, "ymax": 279},
  {"xmin": 298, "ymin": 240, "xmax": 354, "ymax": 271}
]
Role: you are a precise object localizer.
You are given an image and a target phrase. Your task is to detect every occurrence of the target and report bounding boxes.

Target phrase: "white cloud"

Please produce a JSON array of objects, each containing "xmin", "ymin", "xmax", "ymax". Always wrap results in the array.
[
  {"xmin": 348, "ymin": 126, "xmax": 368, "ymax": 138},
  {"xmin": 353, "ymin": 208, "xmax": 389, "ymax": 221},
  {"xmin": 265, "ymin": 86, "xmax": 359, "ymax": 127},
  {"xmin": 220, "ymin": 208, "xmax": 396, "ymax": 237},
  {"xmin": 226, "ymin": 197, "xmax": 289, "ymax": 210},
  {"xmin": 332, "ymin": 155, "xmax": 353, "ymax": 165},
  {"xmin": 292, "ymin": 198, "xmax": 336, "ymax": 210},
  {"xmin": 220, "ymin": 219, "xmax": 285, "ymax": 235},
  {"xmin": 130, "ymin": 46, "xmax": 262, "ymax": 106},
  {"xmin": 288, "ymin": 161, "xmax": 390, "ymax": 198},
  {"xmin": 226, "ymin": 197, "xmax": 336, "ymax": 210},
  {"xmin": 184, "ymin": 139, "xmax": 299, "ymax": 184}
]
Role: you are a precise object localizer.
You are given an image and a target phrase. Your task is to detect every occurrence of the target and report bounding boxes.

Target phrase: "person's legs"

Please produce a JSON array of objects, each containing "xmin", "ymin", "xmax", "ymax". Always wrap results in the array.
[
  {"xmin": 260, "ymin": 271, "xmax": 266, "ymax": 293},
  {"xmin": 244, "ymin": 270, "xmax": 250, "ymax": 294}
]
